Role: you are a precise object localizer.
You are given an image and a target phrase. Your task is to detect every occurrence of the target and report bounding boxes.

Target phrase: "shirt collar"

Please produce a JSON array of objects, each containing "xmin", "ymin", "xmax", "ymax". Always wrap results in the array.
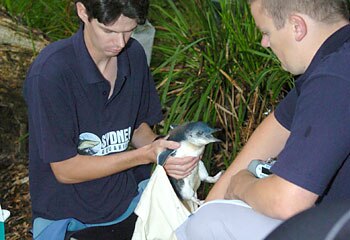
[{"xmin": 72, "ymin": 25, "xmax": 131, "ymax": 85}]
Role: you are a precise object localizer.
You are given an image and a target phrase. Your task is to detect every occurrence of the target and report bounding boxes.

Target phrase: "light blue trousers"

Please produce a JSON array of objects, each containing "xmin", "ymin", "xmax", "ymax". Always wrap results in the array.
[{"xmin": 176, "ymin": 200, "xmax": 283, "ymax": 240}]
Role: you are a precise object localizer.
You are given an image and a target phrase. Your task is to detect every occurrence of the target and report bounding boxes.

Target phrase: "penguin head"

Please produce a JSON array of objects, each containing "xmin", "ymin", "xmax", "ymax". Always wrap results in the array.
[{"xmin": 185, "ymin": 122, "xmax": 221, "ymax": 146}]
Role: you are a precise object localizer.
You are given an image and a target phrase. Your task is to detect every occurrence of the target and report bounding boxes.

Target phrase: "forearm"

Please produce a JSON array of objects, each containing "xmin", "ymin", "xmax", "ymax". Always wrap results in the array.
[
  {"xmin": 51, "ymin": 122, "xmax": 188, "ymax": 184},
  {"xmin": 131, "ymin": 122, "xmax": 158, "ymax": 148},
  {"xmin": 229, "ymin": 170, "xmax": 318, "ymax": 219},
  {"xmin": 229, "ymin": 170, "xmax": 281, "ymax": 218},
  {"xmin": 51, "ymin": 144, "xmax": 155, "ymax": 184},
  {"xmin": 206, "ymin": 112, "xmax": 290, "ymax": 200},
  {"xmin": 52, "ymin": 122, "xmax": 160, "ymax": 183}
]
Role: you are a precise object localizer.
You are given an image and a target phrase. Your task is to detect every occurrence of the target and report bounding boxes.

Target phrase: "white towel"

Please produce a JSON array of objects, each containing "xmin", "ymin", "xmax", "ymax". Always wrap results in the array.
[
  {"xmin": 132, "ymin": 165, "xmax": 190, "ymax": 240},
  {"xmin": 0, "ymin": 205, "xmax": 10, "ymax": 222}
]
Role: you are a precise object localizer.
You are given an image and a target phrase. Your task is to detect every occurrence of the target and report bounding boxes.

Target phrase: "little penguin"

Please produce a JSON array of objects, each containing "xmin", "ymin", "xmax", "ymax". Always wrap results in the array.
[{"xmin": 157, "ymin": 121, "xmax": 224, "ymax": 212}]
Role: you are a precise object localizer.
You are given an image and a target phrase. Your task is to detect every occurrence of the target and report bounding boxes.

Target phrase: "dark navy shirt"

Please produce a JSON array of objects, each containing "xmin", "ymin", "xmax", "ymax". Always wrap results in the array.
[
  {"xmin": 273, "ymin": 25, "xmax": 350, "ymax": 203},
  {"xmin": 24, "ymin": 26, "xmax": 163, "ymax": 223}
]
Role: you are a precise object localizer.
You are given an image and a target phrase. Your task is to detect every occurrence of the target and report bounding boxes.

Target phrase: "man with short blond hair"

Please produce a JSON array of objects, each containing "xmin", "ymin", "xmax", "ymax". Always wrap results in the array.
[{"xmin": 176, "ymin": 0, "xmax": 350, "ymax": 239}]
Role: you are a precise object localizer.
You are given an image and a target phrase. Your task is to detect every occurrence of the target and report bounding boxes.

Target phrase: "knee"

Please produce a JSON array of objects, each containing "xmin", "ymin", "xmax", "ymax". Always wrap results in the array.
[
  {"xmin": 183, "ymin": 216, "xmax": 213, "ymax": 239},
  {"xmin": 177, "ymin": 206, "xmax": 220, "ymax": 239}
]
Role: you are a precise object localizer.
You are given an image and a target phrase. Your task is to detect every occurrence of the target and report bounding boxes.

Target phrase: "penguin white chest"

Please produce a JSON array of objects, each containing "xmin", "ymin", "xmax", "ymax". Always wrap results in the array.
[{"xmin": 175, "ymin": 141, "xmax": 205, "ymax": 158}]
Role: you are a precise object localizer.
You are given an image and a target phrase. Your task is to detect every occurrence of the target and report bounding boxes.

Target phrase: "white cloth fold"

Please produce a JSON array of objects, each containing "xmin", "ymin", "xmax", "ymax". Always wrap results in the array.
[
  {"xmin": 132, "ymin": 165, "xmax": 190, "ymax": 240},
  {"xmin": 0, "ymin": 205, "xmax": 10, "ymax": 222}
]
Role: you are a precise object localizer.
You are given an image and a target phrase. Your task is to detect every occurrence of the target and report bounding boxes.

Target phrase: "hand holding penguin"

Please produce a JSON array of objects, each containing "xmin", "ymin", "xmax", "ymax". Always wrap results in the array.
[
  {"xmin": 162, "ymin": 154, "xmax": 200, "ymax": 180},
  {"xmin": 157, "ymin": 121, "xmax": 224, "ymax": 212},
  {"xmin": 151, "ymin": 136, "xmax": 200, "ymax": 180}
]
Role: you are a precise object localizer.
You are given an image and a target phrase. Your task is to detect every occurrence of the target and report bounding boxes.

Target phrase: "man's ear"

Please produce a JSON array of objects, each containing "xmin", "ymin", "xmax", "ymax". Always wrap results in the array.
[
  {"xmin": 289, "ymin": 14, "xmax": 307, "ymax": 41},
  {"xmin": 76, "ymin": 2, "xmax": 89, "ymax": 24}
]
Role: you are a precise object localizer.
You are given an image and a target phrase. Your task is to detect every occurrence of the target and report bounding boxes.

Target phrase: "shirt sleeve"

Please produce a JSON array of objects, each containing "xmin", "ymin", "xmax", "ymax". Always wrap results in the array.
[
  {"xmin": 271, "ymin": 73, "xmax": 350, "ymax": 195},
  {"xmin": 25, "ymin": 73, "xmax": 78, "ymax": 163},
  {"xmin": 135, "ymin": 62, "xmax": 163, "ymax": 128},
  {"xmin": 274, "ymin": 88, "xmax": 298, "ymax": 131}
]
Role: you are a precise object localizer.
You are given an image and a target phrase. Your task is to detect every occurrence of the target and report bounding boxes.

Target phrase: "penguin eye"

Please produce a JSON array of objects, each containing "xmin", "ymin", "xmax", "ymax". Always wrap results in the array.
[{"xmin": 196, "ymin": 131, "xmax": 203, "ymax": 136}]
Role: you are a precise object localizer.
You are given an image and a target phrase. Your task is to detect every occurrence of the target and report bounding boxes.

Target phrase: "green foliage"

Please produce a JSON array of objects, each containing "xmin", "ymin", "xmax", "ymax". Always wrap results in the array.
[
  {"xmin": 149, "ymin": 0, "xmax": 293, "ymax": 165},
  {"xmin": 0, "ymin": 0, "xmax": 77, "ymax": 40}
]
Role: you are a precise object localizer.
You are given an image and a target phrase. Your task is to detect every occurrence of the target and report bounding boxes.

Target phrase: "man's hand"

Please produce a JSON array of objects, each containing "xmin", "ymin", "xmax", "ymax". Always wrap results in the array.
[
  {"xmin": 152, "ymin": 137, "xmax": 200, "ymax": 179},
  {"xmin": 163, "ymin": 155, "xmax": 200, "ymax": 179},
  {"xmin": 224, "ymin": 169, "xmax": 257, "ymax": 200},
  {"xmin": 132, "ymin": 122, "xmax": 200, "ymax": 179}
]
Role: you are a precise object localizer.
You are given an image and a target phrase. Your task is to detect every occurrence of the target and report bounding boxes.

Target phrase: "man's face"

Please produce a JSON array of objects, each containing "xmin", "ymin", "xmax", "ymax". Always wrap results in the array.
[
  {"xmin": 83, "ymin": 14, "xmax": 138, "ymax": 59},
  {"xmin": 251, "ymin": 0, "xmax": 301, "ymax": 75}
]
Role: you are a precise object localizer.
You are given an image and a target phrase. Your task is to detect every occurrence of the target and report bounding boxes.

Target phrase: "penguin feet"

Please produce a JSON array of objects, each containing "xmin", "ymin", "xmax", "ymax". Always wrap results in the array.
[
  {"xmin": 190, "ymin": 196, "xmax": 204, "ymax": 206},
  {"xmin": 183, "ymin": 197, "xmax": 204, "ymax": 212}
]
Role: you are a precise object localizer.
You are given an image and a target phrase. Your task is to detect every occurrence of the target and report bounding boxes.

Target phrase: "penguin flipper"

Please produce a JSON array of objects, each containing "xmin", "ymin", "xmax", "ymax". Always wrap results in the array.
[{"xmin": 157, "ymin": 149, "xmax": 177, "ymax": 166}]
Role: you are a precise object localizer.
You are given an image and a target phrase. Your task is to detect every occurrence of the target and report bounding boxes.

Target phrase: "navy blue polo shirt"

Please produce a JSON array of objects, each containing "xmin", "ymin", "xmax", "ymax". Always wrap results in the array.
[
  {"xmin": 272, "ymin": 25, "xmax": 350, "ymax": 203},
  {"xmin": 24, "ymin": 26, "xmax": 163, "ymax": 223}
]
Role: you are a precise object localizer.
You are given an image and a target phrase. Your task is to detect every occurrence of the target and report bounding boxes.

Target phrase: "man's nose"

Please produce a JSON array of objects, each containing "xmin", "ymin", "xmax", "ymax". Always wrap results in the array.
[{"xmin": 113, "ymin": 33, "xmax": 126, "ymax": 49}]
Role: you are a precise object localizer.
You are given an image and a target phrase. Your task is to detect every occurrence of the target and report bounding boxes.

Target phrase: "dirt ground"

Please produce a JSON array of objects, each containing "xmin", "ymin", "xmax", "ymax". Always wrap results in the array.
[{"xmin": 0, "ymin": 155, "xmax": 32, "ymax": 240}]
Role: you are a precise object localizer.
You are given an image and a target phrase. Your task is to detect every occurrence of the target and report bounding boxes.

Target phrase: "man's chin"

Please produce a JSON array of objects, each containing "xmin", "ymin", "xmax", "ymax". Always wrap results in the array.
[
  {"xmin": 281, "ymin": 64, "xmax": 293, "ymax": 74},
  {"xmin": 105, "ymin": 50, "xmax": 121, "ymax": 57}
]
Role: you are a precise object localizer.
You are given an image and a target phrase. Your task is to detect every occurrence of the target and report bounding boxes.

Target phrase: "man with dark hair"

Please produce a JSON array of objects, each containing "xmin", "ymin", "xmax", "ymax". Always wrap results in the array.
[
  {"xmin": 176, "ymin": 0, "xmax": 350, "ymax": 239},
  {"xmin": 24, "ymin": 0, "xmax": 198, "ymax": 239}
]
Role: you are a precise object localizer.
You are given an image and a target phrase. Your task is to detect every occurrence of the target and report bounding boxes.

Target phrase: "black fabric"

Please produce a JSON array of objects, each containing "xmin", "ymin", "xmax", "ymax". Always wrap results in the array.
[
  {"xmin": 64, "ymin": 213, "xmax": 137, "ymax": 240},
  {"xmin": 265, "ymin": 200, "xmax": 350, "ymax": 240}
]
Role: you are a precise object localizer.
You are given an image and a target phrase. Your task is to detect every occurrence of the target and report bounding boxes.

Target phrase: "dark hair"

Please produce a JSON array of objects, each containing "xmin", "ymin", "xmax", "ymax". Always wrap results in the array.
[{"xmin": 75, "ymin": 0, "xmax": 149, "ymax": 25}]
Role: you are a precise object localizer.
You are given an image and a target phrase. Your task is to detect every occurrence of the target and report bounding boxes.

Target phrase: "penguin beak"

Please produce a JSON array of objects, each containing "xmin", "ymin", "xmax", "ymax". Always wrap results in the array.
[
  {"xmin": 207, "ymin": 135, "xmax": 221, "ymax": 143},
  {"xmin": 212, "ymin": 128, "xmax": 221, "ymax": 133},
  {"xmin": 208, "ymin": 128, "xmax": 222, "ymax": 143}
]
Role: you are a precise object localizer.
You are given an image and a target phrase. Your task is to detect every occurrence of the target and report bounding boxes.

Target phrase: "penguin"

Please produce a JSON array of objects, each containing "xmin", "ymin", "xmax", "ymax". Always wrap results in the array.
[{"xmin": 157, "ymin": 121, "xmax": 224, "ymax": 212}]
